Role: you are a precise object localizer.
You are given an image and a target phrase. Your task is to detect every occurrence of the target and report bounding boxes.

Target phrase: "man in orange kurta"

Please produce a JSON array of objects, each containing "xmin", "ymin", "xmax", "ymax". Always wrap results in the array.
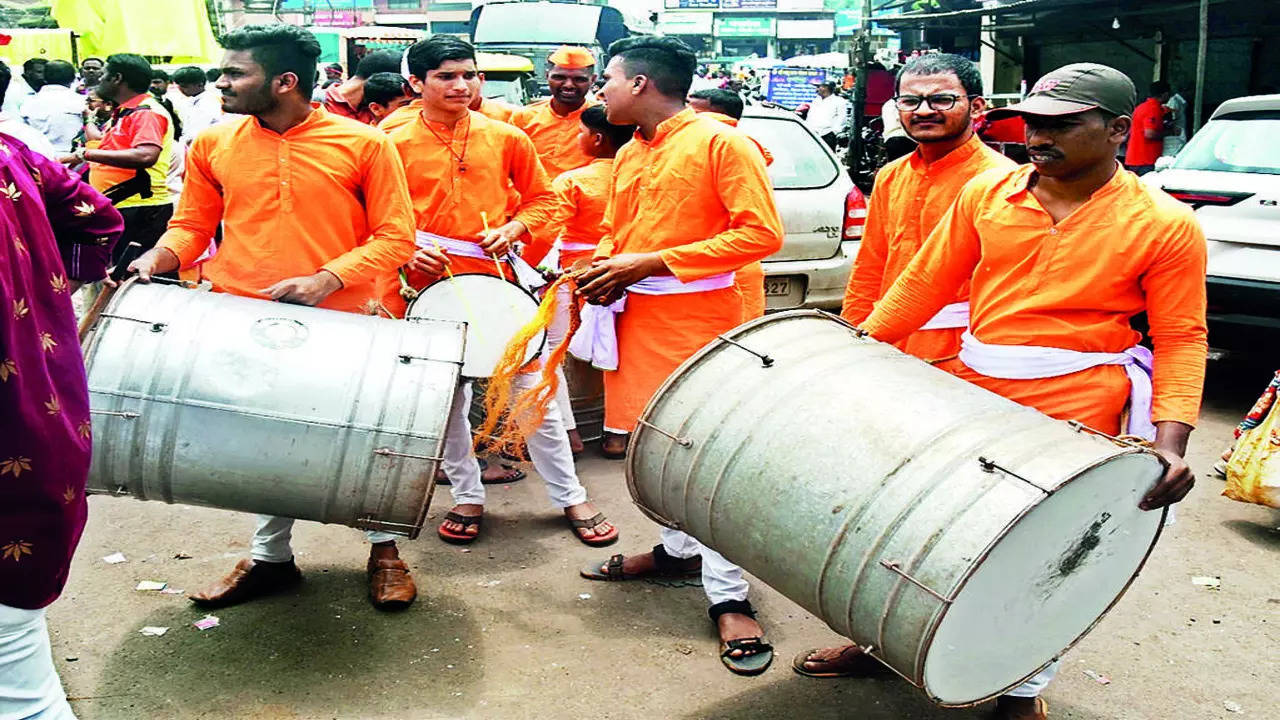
[
  {"xmin": 839, "ymin": 53, "xmax": 1014, "ymax": 363},
  {"xmin": 378, "ymin": 84, "xmax": 514, "ymax": 134},
  {"xmin": 686, "ymin": 87, "xmax": 774, "ymax": 322},
  {"xmin": 799, "ymin": 63, "xmax": 1206, "ymax": 720},
  {"xmin": 379, "ymin": 36, "xmax": 619, "ymax": 549},
  {"xmin": 509, "ymin": 45, "xmax": 598, "ymax": 179},
  {"xmin": 127, "ymin": 24, "xmax": 420, "ymax": 611},
  {"xmin": 575, "ymin": 36, "xmax": 784, "ymax": 677}
]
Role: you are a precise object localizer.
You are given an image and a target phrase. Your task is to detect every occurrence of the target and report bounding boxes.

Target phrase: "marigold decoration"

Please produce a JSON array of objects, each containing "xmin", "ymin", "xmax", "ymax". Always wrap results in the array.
[{"xmin": 474, "ymin": 275, "xmax": 581, "ymax": 458}]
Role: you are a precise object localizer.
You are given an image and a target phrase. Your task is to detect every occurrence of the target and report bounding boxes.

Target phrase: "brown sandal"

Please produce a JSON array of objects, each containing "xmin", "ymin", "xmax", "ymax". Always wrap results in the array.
[
  {"xmin": 579, "ymin": 544, "xmax": 700, "ymax": 580},
  {"xmin": 567, "ymin": 512, "xmax": 619, "ymax": 547}
]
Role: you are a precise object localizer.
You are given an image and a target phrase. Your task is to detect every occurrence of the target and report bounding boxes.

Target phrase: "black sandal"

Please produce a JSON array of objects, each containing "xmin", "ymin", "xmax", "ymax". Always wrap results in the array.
[
  {"xmin": 710, "ymin": 599, "xmax": 774, "ymax": 676},
  {"xmin": 437, "ymin": 511, "xmax": 483, "ymax": 544},
  {"xmin": 579, "ymin": 544, "xmax": 701, "ymax": 581}
]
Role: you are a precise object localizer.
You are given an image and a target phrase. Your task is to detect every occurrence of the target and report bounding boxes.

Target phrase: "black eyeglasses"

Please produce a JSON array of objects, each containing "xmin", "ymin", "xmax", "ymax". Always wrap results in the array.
[{"xmin": 894, "ymin": 93, "xmax": 969, "ymax": 111}]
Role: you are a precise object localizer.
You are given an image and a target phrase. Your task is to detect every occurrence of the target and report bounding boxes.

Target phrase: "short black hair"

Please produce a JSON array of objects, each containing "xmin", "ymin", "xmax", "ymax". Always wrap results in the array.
[
  {"xmin": 43, "ymin": 60, "xmax": 75, "ymax": 87},
  {"xmin": 607, "ymin": 36, "xmax": 696, "ymax": 99},
  {"xmin": 151, "ymin": 69, "xmax": 170, "ymax": 82},
  {"xmin": 220, "ymin": 23, "xmax": 322, "ymax": 96},
  {"xmin": 895, "ymin": 52, "xmax": 983, "ymax": 98},
  {"xmin": 355, "ymin": 49, "xmax": 402, "ymax": 79},
  {"xmin": 81, "ymin": 56, "xmax": 104, "ymax": 68},
  {"xmin": 0, "ymin": 63, "xmax": 10, "ymax": 107},
  {"xmin": 363, "ymin": 71, "xmax": 409, "ymax": 107},
  {"xmin": 173, "ymin": 65, "xmax": 206, "ymax": 86},
  {"xmin": 1150, "ymin": 80, "xmax": 1170, "ymax": 96},
  {"xmin": 689, "ymin": 88, "xmax": 743, "ymax": 120},
  {"xmin": 206, "ymin": 67, "xmax": 221, "ymax": 82},
  {"xmin": 406, "ymin": 35, "xmax": 475, "ymax": 79},
  {"xmin": 581, "ymin": 105, "xmax": 635, "ymax": 150},
  {"xmin": 22, "ymin": 58, "xmax": 47, "ymax": 74},
  {"xmin": 105, "ymin": 54, "xmax": 154, "ymax": 92}
]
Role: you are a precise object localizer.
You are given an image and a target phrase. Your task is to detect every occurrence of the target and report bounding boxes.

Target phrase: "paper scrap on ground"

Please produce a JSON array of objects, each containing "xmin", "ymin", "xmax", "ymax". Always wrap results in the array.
[
  {"xmin": 193, "ymin": 615, "xmax": 219, "ymax": 630},
  {"xmin": 578, "ymin": 593, "xmax": 591, "ymax": 600},
  {"xmin": 102, "ymin": 552, "xmax": 126, "ymax": 564},
  {"xmin": 135, "ymin": 581, "xmax": 167, "ymax": 591},
  {"xmin": 159, "ymin": 587, "xmax": 184, "ymax": 595},
  {"xmin": 1083, "ymin": 669, "xmax": 1111, "ymax": 685},
  {"xmin": 1224, "ymin": 700, "xmax": 1243, "ymax": 713},
  {"xmin": 1191, "ymin": 576, "xmax": 1221, "ymax": 589},
  {"xmin": 139, "ymin": 626, "xmax": 169, "ymax": 637}
]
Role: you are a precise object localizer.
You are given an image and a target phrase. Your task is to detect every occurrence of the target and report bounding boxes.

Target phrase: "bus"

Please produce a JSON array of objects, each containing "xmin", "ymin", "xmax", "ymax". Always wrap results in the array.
[{"xmin": 469, "ymin": 0, "xmax": 652, "ymax": 95}]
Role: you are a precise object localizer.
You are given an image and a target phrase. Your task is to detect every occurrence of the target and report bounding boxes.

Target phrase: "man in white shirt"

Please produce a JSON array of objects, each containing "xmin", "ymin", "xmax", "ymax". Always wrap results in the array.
[
  {"xmin": 805, "ymin": 81, "xmax": 848, "ymax": 150},
  {"xmin": 169, "ymin": 65, "xmax": 223, "ymax": 142},
  {"xmin": 1162, "ymin": 85, "xmax": 1188, "ymax": 156},
  {"xmin": 20, "ymin": 60, "xmax": 84, "ymax": 154},
  {"xmin": 0, "ymin": 62, "xmax": 58, "ymax": 159},
  {"xmin": 1, "ymin": 58, "xmax": 42, "ymax": 116}
]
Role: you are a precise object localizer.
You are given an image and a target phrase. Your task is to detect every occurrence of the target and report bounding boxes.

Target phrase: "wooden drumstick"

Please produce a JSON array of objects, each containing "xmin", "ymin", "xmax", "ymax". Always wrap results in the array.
[
  {"xmin": 481, "ymin": 211, "xmax": 505, "ymax": 279},
  {"xmin": 78, "ymin": 241, "xmax": 142, "ymax": 344}
]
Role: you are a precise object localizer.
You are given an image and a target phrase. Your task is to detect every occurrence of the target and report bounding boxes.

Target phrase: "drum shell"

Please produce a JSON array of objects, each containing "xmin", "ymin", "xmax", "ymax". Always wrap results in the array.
[
  {"xmin": 84, "ymin": 282, "xmax": 466, "ymax": 539},
  {"xmin": 626, "ymin": 310, "xmax": 1163, "ymax": 705}
]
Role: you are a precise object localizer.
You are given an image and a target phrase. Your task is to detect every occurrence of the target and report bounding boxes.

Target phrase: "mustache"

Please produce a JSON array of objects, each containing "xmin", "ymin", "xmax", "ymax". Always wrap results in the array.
[{"xmin": 1027, "ymin": 145, "xmax": 1063, "ymax": 157}]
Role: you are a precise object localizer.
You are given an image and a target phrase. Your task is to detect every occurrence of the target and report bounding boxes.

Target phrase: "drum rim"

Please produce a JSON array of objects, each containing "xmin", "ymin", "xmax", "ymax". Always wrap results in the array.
[
  {"xmin": 405, "ymin": 272, "xmax": 547, "ymax": 378},
  {"xmin": 918, "ymin": 448, "xmax": 1166, "ymax": 707},
  {"xmin": 626, "ymin": 310, "xmax": 1166, "ymax": 706}
]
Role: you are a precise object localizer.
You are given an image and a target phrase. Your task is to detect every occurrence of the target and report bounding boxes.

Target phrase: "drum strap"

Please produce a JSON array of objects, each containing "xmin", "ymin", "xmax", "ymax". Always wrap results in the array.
[
  {"xmin": 958, "ymin": 332, "xmax": 1156, "ymax": 440},
  {"xmin": 919, "ymin": 301, "xmax": 970, "ymax": 331},
  {"xmin": 568, "ymin": 272, "xmax": 737, "ymax": 371}
]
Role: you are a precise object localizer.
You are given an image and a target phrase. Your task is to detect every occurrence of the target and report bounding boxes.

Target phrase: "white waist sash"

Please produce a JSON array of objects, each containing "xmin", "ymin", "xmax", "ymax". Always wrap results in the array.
[
  {"xmin": 414, "ymin": 230, "xmax": 547, "ymax": 291},
  {"xmin": 958, "ymin": 331, "xmax": 1156, "ymax": 440},
  {"xmin": 559, "ymin": 241, "xmax": 597, "ymax": 252},
  {"xmin": 569, "ymin": 271, "xmax": 736, "ymax": 371},
  {"xmin": 919, "ymin": 301, "xmax": 970, "ymax": 331}
]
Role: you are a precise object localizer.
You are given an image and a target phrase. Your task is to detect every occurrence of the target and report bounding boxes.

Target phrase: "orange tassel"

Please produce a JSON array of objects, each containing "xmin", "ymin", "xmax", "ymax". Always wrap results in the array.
[{"xmin": 474, "ymin": 275, "xmax": 580, "ymax": 457}]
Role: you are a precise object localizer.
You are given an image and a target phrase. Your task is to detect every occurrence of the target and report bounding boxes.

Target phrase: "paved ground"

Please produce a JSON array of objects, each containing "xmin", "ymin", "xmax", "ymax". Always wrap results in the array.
[{"xmin": 49, "ymin": 355, "xmax": 1278, "ymax": 720}]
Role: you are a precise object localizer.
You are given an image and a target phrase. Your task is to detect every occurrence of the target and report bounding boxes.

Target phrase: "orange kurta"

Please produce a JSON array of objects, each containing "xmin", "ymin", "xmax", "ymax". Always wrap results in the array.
[
  {"xmin": 861, "ymin": 164, "xmax": 1208, "ymax": 433},
  {"xmin": 378, "ymin": 97, "xmax": 514, "ymax": 135},
  {"xmin": 842, "ymin": 133, "xmax": 1014, "ymax": 361},
  {"xmin": 700, "ymin": 111, "xmax": 773, "ymax": 320},
  {"xmin": 522, "ymin": 157, "xmax": 612, "ymax": 269},
  {"xmin": 597, "ymin": 109, "xmax": 784, "ymax": 433},
  {"xmin": 379, "ymin": 109, "xmax": 555, "ymax": 317},
  {"xmin": 158, "ymin": 110, "xmax": 415, "ymax": 314},
  {"xmin": 509, "ymin": 99, "xmax": 596, "ymax": 179}
]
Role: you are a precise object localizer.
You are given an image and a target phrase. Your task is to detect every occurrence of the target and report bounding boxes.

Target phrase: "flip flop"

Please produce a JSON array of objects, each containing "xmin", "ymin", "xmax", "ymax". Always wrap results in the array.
[
  {"xmin": 434, "ymin": 460, "xmax": 526, "ymax": 487},
  {"xmin": 580, "ymin": 545, "xmax": 701, "ymax": 581},
  {"xmin": 567, "ymin": 513, "xmax": 619, "ymax": 547},
  {"xmin": 721, "ymin": 638, "xmax": 774, "ymax": 676},
  {"xmin": 437, "ymin": 511, "xmax": 482, "ymax": 545}
]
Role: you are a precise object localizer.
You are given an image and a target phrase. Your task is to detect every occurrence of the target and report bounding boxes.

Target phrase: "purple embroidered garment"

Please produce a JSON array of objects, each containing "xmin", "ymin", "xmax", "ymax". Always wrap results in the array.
[{"xmin": 0, "ymin": 134, "xmax": 122, "ymax": 609}]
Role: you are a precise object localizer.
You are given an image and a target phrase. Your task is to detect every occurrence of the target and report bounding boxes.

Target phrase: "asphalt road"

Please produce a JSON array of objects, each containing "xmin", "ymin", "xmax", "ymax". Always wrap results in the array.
[{"xmin": 48, "ymin": 354, "xmax": 1278, "ymax": 720}]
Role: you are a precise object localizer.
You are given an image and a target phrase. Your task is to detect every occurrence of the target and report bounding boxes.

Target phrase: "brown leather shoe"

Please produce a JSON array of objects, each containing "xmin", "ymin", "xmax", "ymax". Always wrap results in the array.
[
  {"xmin": 368, "ymin": 555, "xmax": 417, "ymax": 610},
  {"xmin": 601, "ymin": 432, "xmax": 629, "ymax": 459},
  {"xmin": 991, "ymin": 696, "xmax": 1048, "ymax": 720},
  {"xmin": 188, "ymin": 558, "xmax": 302, "ymax": 609}
]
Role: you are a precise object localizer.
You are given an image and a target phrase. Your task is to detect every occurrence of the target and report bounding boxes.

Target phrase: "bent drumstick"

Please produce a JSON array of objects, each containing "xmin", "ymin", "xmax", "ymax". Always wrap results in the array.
[{"xmin": 77, "ymin": 241, "xmax": 142, "ymax": 344}]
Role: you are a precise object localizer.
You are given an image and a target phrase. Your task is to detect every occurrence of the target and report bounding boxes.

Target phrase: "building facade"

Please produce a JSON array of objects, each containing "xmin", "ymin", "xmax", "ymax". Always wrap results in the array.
[{"xmin": 658, "ymin": 0, "xmax": 841, "ymax": 60}]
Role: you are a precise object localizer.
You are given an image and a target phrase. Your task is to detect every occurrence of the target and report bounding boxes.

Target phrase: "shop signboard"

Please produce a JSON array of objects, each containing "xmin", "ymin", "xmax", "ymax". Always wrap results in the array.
[
  {"xmin": 714, "ymin": 16, "xmax": 776, "ymax": 37},
  {"xmin": 765, "ymin": 66, "xmax": 831, "ymax": 108},
  {"xmin": 659, "ymin": 11, "xmax": 715, "ymax": 34},
  {"xmin": 777, "ymin": 19, "xmax": 834, "ymax": 38}
]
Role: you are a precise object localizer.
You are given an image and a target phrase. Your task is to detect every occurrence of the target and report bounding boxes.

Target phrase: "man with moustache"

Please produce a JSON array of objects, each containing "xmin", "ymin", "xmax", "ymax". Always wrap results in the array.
[
  {"xmin": 793, "ymin": 63, "xmax": 1206, "ymax": 720},
  {"xmin": 127, "ymin": 24, "xmax": 419, "ymax": 610},
  {"xmin": 836, "ymin": 53, "xmax": 1014, "ymax": 363},
  {"xmin": 509, "ymin": 45, "xmax": 598, "ymax": 178}
]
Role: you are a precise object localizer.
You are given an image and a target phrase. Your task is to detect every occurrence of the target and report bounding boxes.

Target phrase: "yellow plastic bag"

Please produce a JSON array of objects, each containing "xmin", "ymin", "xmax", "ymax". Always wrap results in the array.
[{"xmin": 1224, "ymin": 371, "xmax": 1280, "ymax": 508}]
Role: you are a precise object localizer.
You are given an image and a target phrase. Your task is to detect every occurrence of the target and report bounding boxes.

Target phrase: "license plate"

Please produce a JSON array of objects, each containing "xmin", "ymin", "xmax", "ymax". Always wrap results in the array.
[{"xmin": 764, "ymin": 277, "xmax": 793, "ymax": 297}]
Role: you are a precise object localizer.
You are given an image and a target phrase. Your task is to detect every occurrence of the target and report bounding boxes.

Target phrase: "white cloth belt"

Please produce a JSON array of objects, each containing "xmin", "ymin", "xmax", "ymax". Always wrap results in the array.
[
  {"xmin": 559, "ymin": 241, "xmax": 597, "ymax": 252},
  {"xmin": 569, "ymin": 271, "xmax": 736, "ymax": 371},
  {"xmin": 958, "ymin": 331, "xmax": 1157, "ymax": 440},
  {"xmin": 414, "ymin": 230, "xmax": 547, "ymax": 291},
  {"xmin": 919, "ymin": 301, "xmax": 970, "ymax": 331}
]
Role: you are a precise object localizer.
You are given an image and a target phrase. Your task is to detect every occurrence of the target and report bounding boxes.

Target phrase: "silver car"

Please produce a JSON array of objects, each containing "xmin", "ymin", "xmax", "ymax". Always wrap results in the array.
[{"xmin": 740, "ymin": 106, "xmax": 865, "ymax": 311}]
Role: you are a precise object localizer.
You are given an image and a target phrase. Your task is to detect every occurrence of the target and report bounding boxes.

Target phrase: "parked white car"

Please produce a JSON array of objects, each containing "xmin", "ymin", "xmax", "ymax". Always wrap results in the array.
[
  {"xmin": 1143, "ymin": 94, "xmax": 1280, "ymax": 342},
  {"xmin": 740, "ymin": 106, "xmax": 865, "ymax": 311}
]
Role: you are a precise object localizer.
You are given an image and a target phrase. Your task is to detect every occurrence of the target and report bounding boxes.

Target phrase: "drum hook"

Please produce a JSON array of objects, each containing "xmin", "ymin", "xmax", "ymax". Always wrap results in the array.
[
  {"xmin": 978, "ymin": 456, "xmax": 1049, "ymax": 495},
  {"xmin": 636, "ymin": 419, "xmax": 693, "ymax": 448},
  {"xmin": 373, "ymin": 447, "xmax": 446, "ymax": 462},
  {"xmin": 878, "ymin": 559, "xmax": 955, "ymax": 605},
  {"xmin": 716, "ymin": 334, "xmax": 774, "ymax": 368},
  {"xmin": 98, "ymin": 313, "xmax": 166, "ymax": 333}
]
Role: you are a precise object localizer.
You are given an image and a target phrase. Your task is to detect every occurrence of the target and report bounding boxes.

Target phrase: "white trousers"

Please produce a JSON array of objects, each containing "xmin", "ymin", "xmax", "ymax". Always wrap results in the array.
[
  {"xmin": 447, "ymin": 379, "xmax": 587, "ymax": 509},
  {"xmin": 660, "ymin": 527, "xmax": 749, "ymax": 606},
  {"xmin": 1006, "ymin": 660, "xmax": 1060, "ymax": 698},
  {"xmin": 0, "ymin": 604, "xmax": 75, "ymax": 720},
  {"xmin": 545, "ymin": 281, "xmax": 577, "ymax": 432}
]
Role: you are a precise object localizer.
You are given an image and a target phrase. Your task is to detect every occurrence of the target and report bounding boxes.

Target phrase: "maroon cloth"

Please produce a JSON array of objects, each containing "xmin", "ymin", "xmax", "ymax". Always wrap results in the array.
[{"xmin": 0, "ymin": 134, "xmax": 123, "ymax": 609}]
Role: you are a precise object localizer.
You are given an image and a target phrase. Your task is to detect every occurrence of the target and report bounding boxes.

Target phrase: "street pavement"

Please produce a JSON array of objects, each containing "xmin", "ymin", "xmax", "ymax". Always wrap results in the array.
[{"xmin": 49, "ymin": 354, "xmax": 1278, "ymax": 719}]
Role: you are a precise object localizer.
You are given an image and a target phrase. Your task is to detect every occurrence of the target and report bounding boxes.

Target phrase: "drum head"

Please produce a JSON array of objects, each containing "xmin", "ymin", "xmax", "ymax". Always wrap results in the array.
[
  {"xmin": 923, "ymin": 451, "xmax": 1164, "ymax": 705},
  {"xmin": 407, "ymin": 274, "xmax": 544, "ymax": 378}
]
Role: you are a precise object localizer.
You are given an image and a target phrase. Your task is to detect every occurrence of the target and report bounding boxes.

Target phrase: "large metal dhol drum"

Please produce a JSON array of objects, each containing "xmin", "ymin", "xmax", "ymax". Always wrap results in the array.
[
  {"xmin": 84, "ymin": 281, "xmax": 466, "ymax": 539},
  {"xmin": 406, "ymin": 274, "xmax": 544, "ymax": 379},
  {"xmin": 627, "ymin": 310, "xmax": 1165, "ymax": 706}
]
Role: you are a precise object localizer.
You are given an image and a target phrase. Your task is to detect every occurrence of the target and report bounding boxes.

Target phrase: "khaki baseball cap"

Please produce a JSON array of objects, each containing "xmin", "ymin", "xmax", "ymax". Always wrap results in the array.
[{"xmin": 988, "ymin": 63, "xmax": 1137, "ymax": 119}]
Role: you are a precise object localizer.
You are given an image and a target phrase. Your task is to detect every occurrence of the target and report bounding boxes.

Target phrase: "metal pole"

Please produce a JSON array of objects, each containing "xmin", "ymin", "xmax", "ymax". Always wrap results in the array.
[
  {"xmin": 1193, "ymin": 0, "xmax": 1208, "ymax": 132},
  {"xmin": 843, "ymin": 0, "xmax": 874, "ymax": 175}
]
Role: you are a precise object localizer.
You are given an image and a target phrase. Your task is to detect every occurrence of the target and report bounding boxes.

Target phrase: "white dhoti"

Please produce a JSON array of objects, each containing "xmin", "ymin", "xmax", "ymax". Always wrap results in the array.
[
  {"xmin": 660, "ymin": 528, "xmax": 749, "ymax": 606},
  {"xmin": 0, "ymin": 604, "xmax": 75, "ymax": 720}
]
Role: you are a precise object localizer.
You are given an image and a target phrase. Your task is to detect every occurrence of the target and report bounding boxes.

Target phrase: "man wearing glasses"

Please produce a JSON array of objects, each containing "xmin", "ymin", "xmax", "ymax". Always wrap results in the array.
[{"xmin": 837, "ymin": 53, "xmax": 1013, "ymax": 364}]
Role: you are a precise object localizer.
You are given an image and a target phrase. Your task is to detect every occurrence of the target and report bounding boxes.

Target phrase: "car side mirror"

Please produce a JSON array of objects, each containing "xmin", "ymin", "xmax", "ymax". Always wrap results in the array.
[{"xmin": 1154, "ymin": 155, "xmax": 1174, "ymax": 171}]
